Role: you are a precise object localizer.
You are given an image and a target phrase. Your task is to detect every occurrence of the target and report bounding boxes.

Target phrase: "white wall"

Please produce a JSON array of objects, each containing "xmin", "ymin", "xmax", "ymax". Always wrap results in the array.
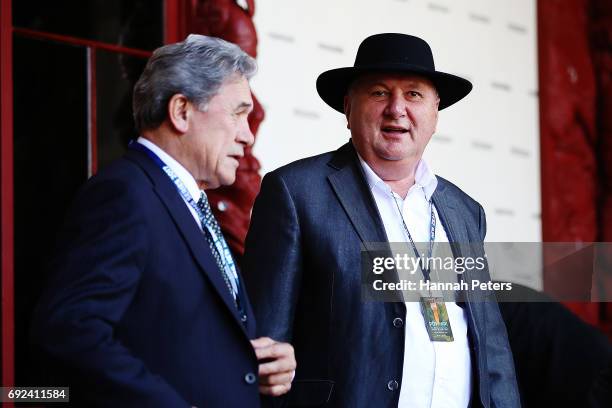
[{"xmin": 250, "ymin": 0, "xmax": 541, "ymax": 286}]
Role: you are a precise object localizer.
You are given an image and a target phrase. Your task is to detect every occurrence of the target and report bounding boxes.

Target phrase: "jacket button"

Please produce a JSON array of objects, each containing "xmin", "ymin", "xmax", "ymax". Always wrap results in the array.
[
  {"xmin": 244, "ymin": 372, "xmax": 257, "ymax": 384},
  {"xmin": 387, "ymin": 380, "xmax": 399, "ymax": 391},
  {"xmin": 393, "ymin": 317, "xmax": 404, "ymax": 328}
]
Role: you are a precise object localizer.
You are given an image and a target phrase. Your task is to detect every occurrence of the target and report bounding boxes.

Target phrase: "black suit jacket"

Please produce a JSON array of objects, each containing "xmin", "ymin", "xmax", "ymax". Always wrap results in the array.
[{"xmin": 31, "ymin": 148, "xmax": 260, "ymax": 407}]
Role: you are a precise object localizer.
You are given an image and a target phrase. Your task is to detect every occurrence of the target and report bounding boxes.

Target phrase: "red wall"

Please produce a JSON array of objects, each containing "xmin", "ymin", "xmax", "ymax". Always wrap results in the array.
[{"xmin": 539, "ymin": 0, "xmax": 612, "ymax": 333}]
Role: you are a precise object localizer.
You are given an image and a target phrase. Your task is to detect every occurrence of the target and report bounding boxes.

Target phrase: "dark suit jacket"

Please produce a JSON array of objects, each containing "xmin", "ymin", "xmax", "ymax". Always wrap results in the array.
[
  {"xmin": 243, "ymin": 142, "xmax": 520, "ymax": 407},
  {"xmin": 31, "ymin": 148, "xmax": 260, "ymax": 407},
  {"xmin": 497, "ymin": 285, "xmax": 612, "ymax": 408}
]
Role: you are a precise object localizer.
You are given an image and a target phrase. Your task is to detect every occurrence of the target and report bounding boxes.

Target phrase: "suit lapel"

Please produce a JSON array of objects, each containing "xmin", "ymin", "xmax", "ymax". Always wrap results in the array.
[
  {"xmin": 327, "ymin": 142, "xmax": 405, "ymax": 305},
  {"xmin": 126, "ymin": 149, "xmax": 250, "ymax": 337},
  {"xmin": 432, "ymin": 182, "xmax": 482, "ymax": 349},
  {"xmin": 432, "ymin": 184, "xmax": 468, "ymax": 244},
  {"xmin": 327, "ymin": 143, "xmax": 388, "ymax": 247}
]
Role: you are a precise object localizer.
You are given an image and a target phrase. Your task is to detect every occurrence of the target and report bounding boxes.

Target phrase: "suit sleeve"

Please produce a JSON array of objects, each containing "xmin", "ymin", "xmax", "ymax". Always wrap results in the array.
[
  {"xmin": 478, "ymin": 205, "xmax": 522, "ymax": 408},
  {"xmin": 30, "ymin": 178, "xmax": 190, "ymax": 407},
  {"xmin": 242, "ymin": 171, "xmax": 302, "ymax": 342}
]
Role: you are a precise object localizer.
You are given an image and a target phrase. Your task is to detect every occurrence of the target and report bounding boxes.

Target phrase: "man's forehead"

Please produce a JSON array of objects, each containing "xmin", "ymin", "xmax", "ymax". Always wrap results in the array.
[
  {"xmin": 351, "ymin": 72, "xmax": 436, "ymax": 89},
  {"xmin": 218, "ymin": 75, "xmax": 253, "ymax": 102},
  {"xmin": 221, "ymin": 73, "xmax": 251, "ymax": 90}
]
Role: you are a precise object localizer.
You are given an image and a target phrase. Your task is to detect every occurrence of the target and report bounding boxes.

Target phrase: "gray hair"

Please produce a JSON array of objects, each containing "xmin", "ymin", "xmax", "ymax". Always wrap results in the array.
[{"xmin": 132, "ymin": 34, "xmax": 257, "ymax": 133}]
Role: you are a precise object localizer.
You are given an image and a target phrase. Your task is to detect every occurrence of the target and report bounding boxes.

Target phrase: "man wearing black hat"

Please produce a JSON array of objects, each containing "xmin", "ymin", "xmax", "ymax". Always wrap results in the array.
[{"xmin": 243, "ymin": 33, "xmax": 520, "ymax": 407}]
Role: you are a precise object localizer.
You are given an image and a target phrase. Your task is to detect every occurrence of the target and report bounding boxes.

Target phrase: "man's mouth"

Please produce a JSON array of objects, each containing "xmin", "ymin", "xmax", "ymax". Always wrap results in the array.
[{"xmin": 381, "ymin": 125, "xmax": 409, "ymax": 134}]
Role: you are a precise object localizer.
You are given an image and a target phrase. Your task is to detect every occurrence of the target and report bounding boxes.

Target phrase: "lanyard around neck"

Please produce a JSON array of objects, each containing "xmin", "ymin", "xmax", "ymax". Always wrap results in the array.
[
  {"xmin": 129, "ymin": 141, "xmax": 240, "ymax": 287},
  {"xmin": 391, "ymin": 189, "xmax": 436, "ymax": 282}
]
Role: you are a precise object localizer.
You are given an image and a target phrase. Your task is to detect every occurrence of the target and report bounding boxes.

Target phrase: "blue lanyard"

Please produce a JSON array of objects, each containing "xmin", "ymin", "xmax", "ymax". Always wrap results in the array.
[
  {"xmin": 129, "ymin": 141, "xmax": 240, "ymax": 297},
  {"xmin": 392, "ymin": 191, "xmax": 436, "ymax": 282}
]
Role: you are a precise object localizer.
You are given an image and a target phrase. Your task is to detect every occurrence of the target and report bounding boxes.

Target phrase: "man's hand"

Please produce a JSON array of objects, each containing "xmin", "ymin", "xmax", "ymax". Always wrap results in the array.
[{"xmin": 251, "ymin": 337, "xmax": 296, "ymax": 396}]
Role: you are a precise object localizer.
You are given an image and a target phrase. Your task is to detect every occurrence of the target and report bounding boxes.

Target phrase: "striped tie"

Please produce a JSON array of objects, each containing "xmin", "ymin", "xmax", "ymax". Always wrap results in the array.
[{"xmin": 196, "ymin": 192, "xmax": 239, "ymax": 305}]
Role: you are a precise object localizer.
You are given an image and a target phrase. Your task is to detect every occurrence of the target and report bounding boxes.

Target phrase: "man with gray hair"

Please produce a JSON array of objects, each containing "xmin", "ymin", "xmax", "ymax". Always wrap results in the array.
[{"xmin": 31, "ymin": 34, "xmax": 295, "ymax": 407}]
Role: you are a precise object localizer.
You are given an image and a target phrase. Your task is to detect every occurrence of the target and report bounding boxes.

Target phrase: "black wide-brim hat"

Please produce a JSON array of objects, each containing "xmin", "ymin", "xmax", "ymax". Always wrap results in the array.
[{"xmin": 316, "ymin": 33, "xmax": 472, "ymax": 112}]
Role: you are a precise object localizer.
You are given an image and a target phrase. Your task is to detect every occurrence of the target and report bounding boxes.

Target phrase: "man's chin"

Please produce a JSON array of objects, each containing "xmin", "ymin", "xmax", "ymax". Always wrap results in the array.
[
  {"xmin": 218, "ymin": 173, "xmax": 237, "ymax": 188},
  {"xmin": 378, "ymin": 152, "xmax": 414, "ymax": 162},
  {"xmin": 378, "ymin": 147, "xmax": 422, "ymax": 162}
]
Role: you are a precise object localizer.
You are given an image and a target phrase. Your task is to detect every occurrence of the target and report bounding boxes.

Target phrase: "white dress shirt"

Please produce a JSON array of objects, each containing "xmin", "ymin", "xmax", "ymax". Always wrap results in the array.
[
  {"xmin": 359, "ymin": 157, "xmax": 472, "ymax": 408},
  {"xmin": 137, "ymin": 137, "xmax": 203, "ymax": 229}
]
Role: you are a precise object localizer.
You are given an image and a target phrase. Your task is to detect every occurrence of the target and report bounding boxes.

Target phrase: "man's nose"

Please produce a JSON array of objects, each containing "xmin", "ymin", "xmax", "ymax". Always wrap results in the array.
[
  {"xmin": 238, "ymin": 122, "xmax": 255, "ymax": 147},
  {"xmin": 384, "ymin": 93, "xmax": 407, "ymax": 118}
]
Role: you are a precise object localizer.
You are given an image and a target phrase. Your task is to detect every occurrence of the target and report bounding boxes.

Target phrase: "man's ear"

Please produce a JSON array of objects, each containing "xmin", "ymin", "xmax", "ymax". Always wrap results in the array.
[
  {"xmin": 343, "ymin": 95, "xmax": 351, "ymax": 130},
  {"xmin": 167, "ymin": 94, "xmax": 190, "ymax": 133}
]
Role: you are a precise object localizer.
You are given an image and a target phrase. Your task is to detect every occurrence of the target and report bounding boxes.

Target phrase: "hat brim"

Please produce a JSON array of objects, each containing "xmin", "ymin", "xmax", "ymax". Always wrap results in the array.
[{"xmin": 316, "ymin": 64, "xmax": 472, "ymax": 113}]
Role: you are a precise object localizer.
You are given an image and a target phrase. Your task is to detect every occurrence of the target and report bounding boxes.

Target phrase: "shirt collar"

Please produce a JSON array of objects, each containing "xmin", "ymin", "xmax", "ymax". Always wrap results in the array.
[
  {"xmin": 137, "ymin": 136, "xmax": 202, "ymax": 202},
  {"xmin": 357, "ymin": 153, "xmax": 438, "ymax": 201}
]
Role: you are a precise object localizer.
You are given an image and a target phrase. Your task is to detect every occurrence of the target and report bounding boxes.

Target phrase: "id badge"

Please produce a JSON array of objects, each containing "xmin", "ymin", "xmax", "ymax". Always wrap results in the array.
[{"xmin": 420, "ymin": 296, "xmax": 454, "ymax": 342}]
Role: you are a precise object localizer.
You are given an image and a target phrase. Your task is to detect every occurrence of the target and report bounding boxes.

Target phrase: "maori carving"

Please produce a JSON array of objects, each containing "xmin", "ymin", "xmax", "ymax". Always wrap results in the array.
[
  {"xmin": 539, "ymin": 0, "xmax": 599, "ymax": 325},
  {"xmin": 185, "ymin": 0, "xmax": 263, "ymax": 259},
  {"xmin": 591, "ymin": 0, "xmax": 612, "ymax": 333}
]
